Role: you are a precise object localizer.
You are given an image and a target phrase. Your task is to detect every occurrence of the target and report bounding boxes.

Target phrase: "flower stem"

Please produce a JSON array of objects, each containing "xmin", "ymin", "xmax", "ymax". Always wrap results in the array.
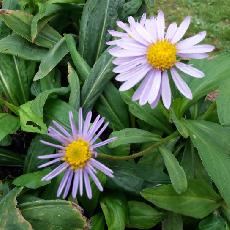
[{"xmin": 99, "ymin": 131, "xmax": 179, "ymax": 160}]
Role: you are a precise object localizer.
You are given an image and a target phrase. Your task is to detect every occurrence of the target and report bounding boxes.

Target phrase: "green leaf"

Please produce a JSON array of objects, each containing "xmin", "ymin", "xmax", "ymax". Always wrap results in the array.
[
  {"xmin": 119, "ymin": 0, "xmax": 142, "ymax": 19},
  {"xmin": 121, "ymin": 90, "xmax": 172, "ymax": 134},
  {"xmin": 19, "ymin": 87, "xmax": 69, "ymax": 134},
  {"xmin": 79, "ymin": 0, "xmax": 124, "ymax": 66},
  {"xmin": 81, "ymin": 50, "xmax": 114, "ymax": 112},
  {"xmin": 183, "ymin": 120, "xmax": 230, "ymax": 208},
  {"xmin": 180, "ymin": 55, "xmax": 230, "ymax": 114},
  {"xmin": 0, "ymin": 34, "xmax": 47, "ymax": 61},
  {"xmin": 106, "ymin": 160, "xmax": 169, "ymax": 193},
  {"xmin": 0, "ymin": 113, "xmax": 19, "ymax": 141},
  {"xmin": 13, "ymin": 168, "xmax": 51, "ymax": 189},
  {"xmin": 96, "ymin": 82, "xmax": 129, "ymax": 130},
  {"xmin": 68, "ymin": 63, "xmax": 80, "ymax": 109},
  {"xmin": 100, "ymin": 193, "xmax": 127, "ymax": 230},
  {"xmin": 0, "ymin": 187, "xmax": 33, "ymax": 229},
  {"xmin": 159, "ymin": 146, "xmax": 188, "ymax": 194},
  {"xmin": 141, "ymin": 180, "xmax": 221, "ymax": 219},
  {"xmin": 217, "ymin": 79, "xmax": 230, "ymax": 126},
  {"xmin": 198, "ymin": 215, "xmax": 228, "ymax": 230},
  {"xmin": 24, "ymin": 135, "xmax": 55, "ymax": 173},
  {"xmin": 0, "ymin": 10, "xmax": 61, "ymax": 48},
  {"xmin": 90, "ymin": 213, "xmax": 105, "ymax": 230},
  {"xmin": 162, "ymin": 213, "xmax": 183, "ymax": 230},
  {"xmin": 19, "ymin": 200, "xmax": 88, "ymax": 230},
  {"xmin": 0, "ymin": 54, "xmax": 35, "ymax": 105},
  {"xmin": 0, "ymin": 148, "xmax": 24, "ymax": 166},
  {"xmin": 126, "ymin": 201, "xmax": 164, "ymax": 229},
  {"xmin": 34, "ymin": 37, "xmax": 69, "ymax": 81},
  {"xmin": 109, "ymin": 128, "xmax": 160, "ymax": 148}
]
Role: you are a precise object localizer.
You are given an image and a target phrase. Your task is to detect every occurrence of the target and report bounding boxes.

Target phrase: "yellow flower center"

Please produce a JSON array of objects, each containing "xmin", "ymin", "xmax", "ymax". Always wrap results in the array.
[
  {"xmin": 63, "ymin": 139, "xmax": 91, "ymax": 170},
  {"xmin": 146, "ymin": 40, "xmax": 177, "ymax": 70}
]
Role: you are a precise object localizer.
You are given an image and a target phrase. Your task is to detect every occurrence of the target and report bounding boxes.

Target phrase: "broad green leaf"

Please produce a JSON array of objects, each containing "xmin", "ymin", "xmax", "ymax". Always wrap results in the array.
[
  {"xmin": 198, "ymin": 215, "xmax": 228, "ymax": 230},
  {"xmin": 79, "ymin": 0, "xmax": 124, "ymax": 66},
  {"xmin": 24, "ymin": 135, "xmax": 55, "ymax": 173},
  {"xmin": 0, "ymin": 181, "xmax": 10, "ymax": 201},
  {"xmin": 0, "ymin": 148, "xmax": 24, "ymax": 166},
  {"xmin": 44, "ymin": 98, "xmax": 77, "ymax": 131},
  {"xmin": 48, "ymin": 0, "xmax": 84, "ymax": 3},
  {"xmin": 81, "ymin": 50, "xmax": 114, "ymax": 112},
  {"xmin": 34, "ymin": 37, "xmax": 69, "ymax": 81},
  {"xmin": 68, "ymin": 63, "xmax": 80, "ymax": 109},
  {"xmin": 0, "ymin": 34, "xmax": 47, "ymax": 60},
  {"xmin": 121, "ymin": 90, "xmax": 172, "ymax": 134},
  {"xmin": 119, "ymin": 0, "xmax": 142, "ymax": 19},
  {"xmin": 19, "ymin": 200, "xmax": 88, "ymax": 230},
  {"xmin": 0, "ymin": 54, "xmax": 35, "ymax": 105},
  {"xmin": 159, "ymin": 146, "xmax": 188, "ymax": 194},
  {"xmin": 0, "ymin": 10, "xmax": 61, "ymax": 48},
  {"xmin": 183, "ymin": 120, "xmax": 230, "ymax": 207},
  {"xmin": 0, "ymin": 187, "xmax": 32, "ymax": 229},
  {"xmin": 13, "ymin": 168, "xmax": 51, "ymax": 189},
  {"xmin": 126, "ymin": 201, "xmax": 164, "ymax": 229},
  {"xmin": 0, "ymin": 113, "xmax": 19, "ymax": 141},
  {"xmin": 100, "ymin": 193, "xmax": 127, "ymax": 230},
  {"xmin": 180, "ymin": 55, "xmax": 230, "ymax": 114},
  {"xmin": 141, "ymin": 180, "xmax": 221, "ymax": 219},
  {"xmin": 2, "ymin": 0, "xmax": 20, "ymax": 9},
  {"xmin": 109, "ymin": 128, "xmax": 160, "ymax": 148},
  {"xmin": 90, "ymin": 213, "xmax": 105, "ymax": 230},
  {"xmin": 0, "ymin": 135, "xmax": 12, "ymax": 146},
  {"xmin": 19, "ymin": 87, "xmax": 69, "ymax": 134},
  {"xmin": 217, "ymin": 79, "xmax": 230, "ymax": 126},
  {"xmin": 106, "ymin": 160, "xmax": 169, "ymax": 193},
  {"xmin": 96, "ymin": 82, "xmax": 129, "ymax": 130},
  {"xmin": 162, "ymin": 213, "xmax": 183, "ymax": 230}
]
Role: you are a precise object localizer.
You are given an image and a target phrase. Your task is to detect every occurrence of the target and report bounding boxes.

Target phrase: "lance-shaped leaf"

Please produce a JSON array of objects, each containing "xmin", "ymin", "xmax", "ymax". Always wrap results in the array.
[
  {"xmin": 19, "ymin": 200, "xmax": 88, "ymax": 230},
  {"xmin": 79, "ymin": 0, "xmax": 124, "ymax": 66},
  {"xmin": 0, "ymin": 187, "xmax": 32, "ymax": 229},
  {"xmin": 141, "ymin": 180, "xmax": 221, "ymax": 219},
  {"xmin": 0, "ymin": 148, "xmax": 24, "ymax": 166},
  {"xmin": 183, "ymin": 120, "xmax": 230, "ymax": 207}
]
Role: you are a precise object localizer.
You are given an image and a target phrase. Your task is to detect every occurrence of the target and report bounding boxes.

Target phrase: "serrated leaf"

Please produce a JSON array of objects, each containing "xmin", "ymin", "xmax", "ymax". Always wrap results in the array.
[
  {"xmin": 0, "ymin": 113, "xmax": 19, "ymax": 141},
  {"xmin": 183, "ymin": 120, "xmax": 230, "ymax": 208},
  {"xmin": 0, "ymin": 187, "xmax": 33, "ymax": 229},
  {"xmin": 109, "ymin": 128, "xmax": 160, "ymax": 148},
  {"xmin": 141, "ymin": 180, "xmax": 221, "ymax": 219},
  {"xmin": 34, "ymin": 37, "xmax": 69, "ymax": 81},
  {"xmin": 100, "ymin": 193, "xmax": 127, "ymax": 230},
  {"xmin": 19, "ymin": 200, "xmax": 88, "ymax": 230},
  {"xmin": 13, "ymin": 168, "xmax": 51, "ymax": 189},
  {"xmin": 159, "ymin": 146, "xmax": 188, "ymax": 194},
  {"xmin": 81, "ymin": 50, "xmax": 114, "ymax": 112},
  {"xmin": 126, "ymin": 201, "xmax": 164, "ymax": 229},
  {"xmin": 79, "ymin": 0, "xmax": 124, "ymax": 66},
  {"xmin": 0, "ymin": 34, "xmax": 47, "ymax": 60}
]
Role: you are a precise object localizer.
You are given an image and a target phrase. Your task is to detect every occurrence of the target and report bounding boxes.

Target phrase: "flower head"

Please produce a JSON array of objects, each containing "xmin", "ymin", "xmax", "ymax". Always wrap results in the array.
[
  {"xmin": 38, "ymin": 108, "xmax": 116, "ymax": 199},
  {"xmin": 108, "ymin": 11, "xmax": 215, "ymax": 109}
]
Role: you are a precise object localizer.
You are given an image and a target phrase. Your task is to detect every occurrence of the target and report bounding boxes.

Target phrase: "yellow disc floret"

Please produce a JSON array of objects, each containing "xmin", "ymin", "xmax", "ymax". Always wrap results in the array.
[
  {"xmin": 146, "ymin": 40, "xmax": 177, "ymax": 71},
  {"xmin": 63, "ymin": 139, "xmax": 91, "ymax": 170}
]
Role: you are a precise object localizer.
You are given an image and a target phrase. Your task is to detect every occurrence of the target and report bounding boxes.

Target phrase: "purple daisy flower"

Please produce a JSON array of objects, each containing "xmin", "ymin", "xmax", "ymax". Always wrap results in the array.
[
  {"xmin": 107, "ymin": 11, "xmax": 215, "ymax": 109},
  {"xmin": 38, "ymin": 108, "xmax": 116, "ymax": 199}
]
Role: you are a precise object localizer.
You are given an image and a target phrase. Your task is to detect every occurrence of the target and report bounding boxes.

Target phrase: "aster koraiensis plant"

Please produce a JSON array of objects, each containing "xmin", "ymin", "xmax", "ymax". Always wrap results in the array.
[
  {"xmin": 107, "ymin": 11, "xmax": 215, "ymax": 109},
  {"xmin": 38, "ymin": 108, "xmax": 116, "ymax": 199}
]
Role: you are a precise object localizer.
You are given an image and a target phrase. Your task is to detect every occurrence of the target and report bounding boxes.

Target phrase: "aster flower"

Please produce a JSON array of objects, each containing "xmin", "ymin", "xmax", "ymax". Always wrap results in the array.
[
  {"xmin": 38, "ymin": 108, "xmax": 116, "ymax": 199},
  {"xmin": 107, "ymin": 11, "xmax": 215, "ymax": 109}
]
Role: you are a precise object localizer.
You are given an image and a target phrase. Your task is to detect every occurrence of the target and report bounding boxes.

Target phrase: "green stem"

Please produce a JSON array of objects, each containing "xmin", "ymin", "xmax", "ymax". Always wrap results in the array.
[
  {"xmin": 99, "ymin": 130, "xmax": 179, "ymax": 160},
  {"xmin": 199, "ymin": 102, "xmax": 216, "ymax": 120},
  {"xmin": 64, "ymin": 34, "xmax": 91, "ymax": 81}
]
